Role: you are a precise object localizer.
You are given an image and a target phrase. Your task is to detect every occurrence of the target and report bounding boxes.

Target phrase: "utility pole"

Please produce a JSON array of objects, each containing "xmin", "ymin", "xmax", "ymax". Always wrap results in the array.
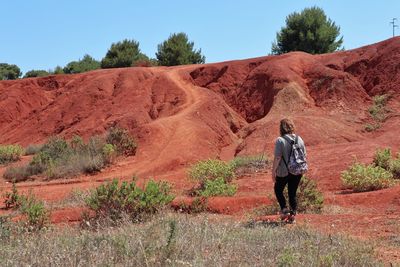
[{"xmin": 390, "ymin": 18, "xmax": 398, "ymax": 37}]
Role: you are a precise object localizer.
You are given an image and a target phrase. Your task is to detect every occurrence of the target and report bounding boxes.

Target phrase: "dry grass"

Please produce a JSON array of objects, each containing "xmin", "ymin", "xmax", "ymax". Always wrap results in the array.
[{"xmin": 0, "ymin": 213, "xmax": 382, "ymax": 266}]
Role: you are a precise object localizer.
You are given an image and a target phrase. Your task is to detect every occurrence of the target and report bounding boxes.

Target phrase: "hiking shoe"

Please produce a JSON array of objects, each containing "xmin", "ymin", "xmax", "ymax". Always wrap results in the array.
[
  {"xmin": 279, "ymin": 208, "xmax": 290, "ymax": 221},
  {"xmin": 287, "ymin": 210, "xmax": 296, "ymax": 224}
]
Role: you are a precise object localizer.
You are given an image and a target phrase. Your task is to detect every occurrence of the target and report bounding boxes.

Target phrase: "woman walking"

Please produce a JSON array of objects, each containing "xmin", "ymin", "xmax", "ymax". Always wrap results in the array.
[{"xmin": 272, "ymin": 118, "xmax": 307, "ymax": 223}]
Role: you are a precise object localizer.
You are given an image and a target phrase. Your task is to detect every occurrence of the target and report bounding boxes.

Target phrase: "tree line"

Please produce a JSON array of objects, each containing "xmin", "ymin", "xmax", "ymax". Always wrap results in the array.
[{"xmin": 1, "ymin": 7, "xmax": 343, "ymax": 80}]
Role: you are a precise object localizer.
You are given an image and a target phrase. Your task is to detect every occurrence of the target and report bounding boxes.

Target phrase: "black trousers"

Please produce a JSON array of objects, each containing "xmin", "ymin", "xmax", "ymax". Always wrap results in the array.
[{"xmin": 274, "ymin": 174, "xmax": 302, "ymax": 212}]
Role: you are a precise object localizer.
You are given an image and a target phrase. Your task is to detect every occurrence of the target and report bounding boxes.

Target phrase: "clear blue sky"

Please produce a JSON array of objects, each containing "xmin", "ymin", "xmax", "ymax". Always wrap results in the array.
[{"xmin": 2, "ymin": 0, "xmax": 400, "ymax": 74}]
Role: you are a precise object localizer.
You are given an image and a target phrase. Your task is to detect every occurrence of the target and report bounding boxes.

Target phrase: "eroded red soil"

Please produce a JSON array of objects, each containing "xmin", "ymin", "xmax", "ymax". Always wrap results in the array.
[{"xmin": 1, "ymin": 37, "xmax": 400, "ymax": 261}]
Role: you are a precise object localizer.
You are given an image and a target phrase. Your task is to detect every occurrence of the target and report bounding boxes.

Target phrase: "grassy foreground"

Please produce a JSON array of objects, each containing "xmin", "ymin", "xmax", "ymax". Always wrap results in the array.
[{"xmin": 0, "ymin": 213, "xmax": 381, "ymax": 266}]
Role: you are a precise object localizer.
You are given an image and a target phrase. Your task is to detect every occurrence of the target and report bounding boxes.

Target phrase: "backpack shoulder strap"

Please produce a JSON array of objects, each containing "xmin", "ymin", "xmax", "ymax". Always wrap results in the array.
[{"xmin": 281, "ymin": 135, "xmax": 294, "ymax": 171}]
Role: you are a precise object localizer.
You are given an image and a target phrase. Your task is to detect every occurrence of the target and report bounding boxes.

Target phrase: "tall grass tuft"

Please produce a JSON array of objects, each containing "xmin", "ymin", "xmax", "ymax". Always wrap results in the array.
[{"xmin": 0, "ymin": 144, "xmax": 24, "ymax": 164}]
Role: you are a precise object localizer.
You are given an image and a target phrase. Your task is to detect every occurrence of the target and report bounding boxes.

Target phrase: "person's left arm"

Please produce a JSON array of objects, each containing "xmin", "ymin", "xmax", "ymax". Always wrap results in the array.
[
  {"xmin": 272, "ymin": 155, "xmax": 281, "ymax": 183},
  {"xmin": 272, "ymin": 138, "xmax": 283, "ymax": 183}
]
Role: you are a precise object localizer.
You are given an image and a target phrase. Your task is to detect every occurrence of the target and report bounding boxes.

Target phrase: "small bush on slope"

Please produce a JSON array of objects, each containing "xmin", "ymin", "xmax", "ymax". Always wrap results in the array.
[
  {"xmin": 369, "ymin": 94, "xmax": 390, "ymax": 121},
  {"xmin": 3, "ymin": 130, "xmax": 131, "ymax": 182},
  {"xmin": 390, "ymin": 157, "xmax": 400, "ymax": 179},
  {"xmin": 106, "ymin": 127, "xmax": 137, "ymax": 156},
  {"xmin": 3, "ymin": 185, "xmax": 49, "ymax": 231},
  {"xmin": 365, "ymin": 94, "xmax": 390, "ymax": 131},
  {"xmin": 85, "ymin": 178, "xmax": 174, "ymax": 222},
  {"xmin": 373, "ymin": 148, "xmax": 400, "ymax": 179},
  {"xmin": 373, "ymin": 148, "xmax": 392, "ymax": 170},
  {"xmin": 197, "ymin": 177, "xmax": 237, "ymax": 197},
  {"xmin": 188, "ymin": 159, "xmax": 237, "ymax": 197},
  {"xmin": 189, "ymin": 159, "xmax": 235, "ymax": 184},
  {"xmin": 0, "ymin": 145, "xmax": 24, "ymax": 164},
  {"xmin": 341, "ymin": 162, "xmax": 395, "ymax": 192},
  {"xmin": 229, "ymin": 154, "xmax": 270, "ymax": 176},
  {"xmin": 296, "ymin": 176, "xmax": 324, "ymax": 213},
  {"xmin": 19, "ymin": 193, "xmax": 49, "ymax": 231}
]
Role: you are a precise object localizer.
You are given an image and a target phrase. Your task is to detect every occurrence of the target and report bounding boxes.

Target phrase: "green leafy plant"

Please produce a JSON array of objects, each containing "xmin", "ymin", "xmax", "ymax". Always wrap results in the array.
[
  {"xmin": 4, "ymin": 183, "xmax": 23, "ymax": 209},
  {"xmin": 102, "ymin": 144, "xmax": 117, "ymax": 164},
  {"xmin": 70, "ymin": 134, "xmax": 84, "ymax": 151},
  {"xmin": 373, "ymin": 148, "xmax": 392, "ymax": 170},
  {"xmin": 341, "ymin": 163, "xmax": 395, "ymax": 192},
  {"xmin": 19, "ymin": 193, "xmax": 49, "ymax": 230},
  {"xmin": 365, "ymin": 94, "xmax": 390, "ymax": 131},
  {"xmin": 0, "ymin": 144, "xmax": 24, "ymax": 164},
  {"xmin": 390, "ymin": 157, "xmax": 400, "ymax": 179},
  {"xmin": 86, "ymin": 178, "xmax": 174, "ymax": 222},
  {"xmin": 189, "ymin": 159, "xmax": 235, "ymax": 184},
  {"xmin": 296, "ymin": 176, "xmax": 324, "ymax": 213},
  {"xmin": 189, "ymin": 159, "xmax": 237, "ymax": 197},
  {"xmin": 197, "ymin": 177, "xmax": 237, "ymax": 197},
  {"xmin": 106, "ymin": 127, "xmax": 137, "ymax": 156},
  {"xmin": 3, "ymin": 129, "xmax": 137, "ymax": 182},
  {"xmin": 370, "ymin": 94, "xmax": 389, "ymax": 115},
  {"xmin": 3, "ymin": 185, "xmax": 48, "ymax": 231}
]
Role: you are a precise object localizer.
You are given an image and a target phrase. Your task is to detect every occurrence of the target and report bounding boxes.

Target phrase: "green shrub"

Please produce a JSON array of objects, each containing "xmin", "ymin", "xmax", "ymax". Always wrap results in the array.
[
  {"xmin": 70, "ymin": 135, "xmax": 84, "ymax": 151},
  {"xmin": 364, "ymin": 123, "xmax": 380, "ymax": 132},
  {"xmin": 19, "ymin": 194, "xmax": 49, "ymax": 230},
  {"xmin": 79, "ymin": 154, "xmax": 105, "ymax": 174},
  {"xmin": 106, "ymin": 127, "xmax": 137, "ymax": 156},
  {"xmin": 197, "ymin": 177, "xmax": 237, "ymax": 197},
  {"xmin": 4, "ymin": 183, "xmax": 23, "ymax": 209},
  {"xmin": 24, "ymin": 144, "xmax": 42, "ymax": 155},
  {"xmin": 3, "ymin": 185, "xmax": 48, "ymax": 231},
  {"xmin": 296, "ymin": 176, "xmax": 324, "ymax": 213},
  {"xmin": 4, "ymin": 130, "xmax": 136, "ymax": 181},
  {"xmin": 0, "ymin": 144, "xmax": 24, "ymax": 164},
  {"xmin": 373, "ymin": 148, "xmax": 392, "ymax": 170},
  {"xmin": 86, "ymin": 178, "xmax": 174, "ymax": 221},
  {"xmin": 341, "ymin": 163, "xmax": 395, "ymax": 192},
  {"xmin": 40, "ymin": 136, "xmax": 71, "ymax": 160},
  {"xmin": 230, "ymin": 154, "xmax": 270, "ymax": 175},
  {"xmin": 189, "ymin": 159, "xmax": 235, "ymax": 185},
  {"xmin": 29, "ymin": 151, "xmax": 52, "ymax": 175},
  {"xmin": 368, "ymin": 94, "xmax": 389, "ymax": 122},
  {"xmin": 390, "ymin": 158, "xmax": 400, "ymax": 179},
  {"xmin": 3, "ymin": 165, "xmax": 32, "ymax": 183},
  {"xmin": 102, "ymin": 143, "xmax": 117, "ymax": 164}
]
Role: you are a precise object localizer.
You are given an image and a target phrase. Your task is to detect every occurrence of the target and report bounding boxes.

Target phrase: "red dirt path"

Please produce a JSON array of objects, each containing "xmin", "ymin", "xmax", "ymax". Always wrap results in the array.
[{"xmin": 1, "ymin": 38, "xmax": 400, "ymax": 261}]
